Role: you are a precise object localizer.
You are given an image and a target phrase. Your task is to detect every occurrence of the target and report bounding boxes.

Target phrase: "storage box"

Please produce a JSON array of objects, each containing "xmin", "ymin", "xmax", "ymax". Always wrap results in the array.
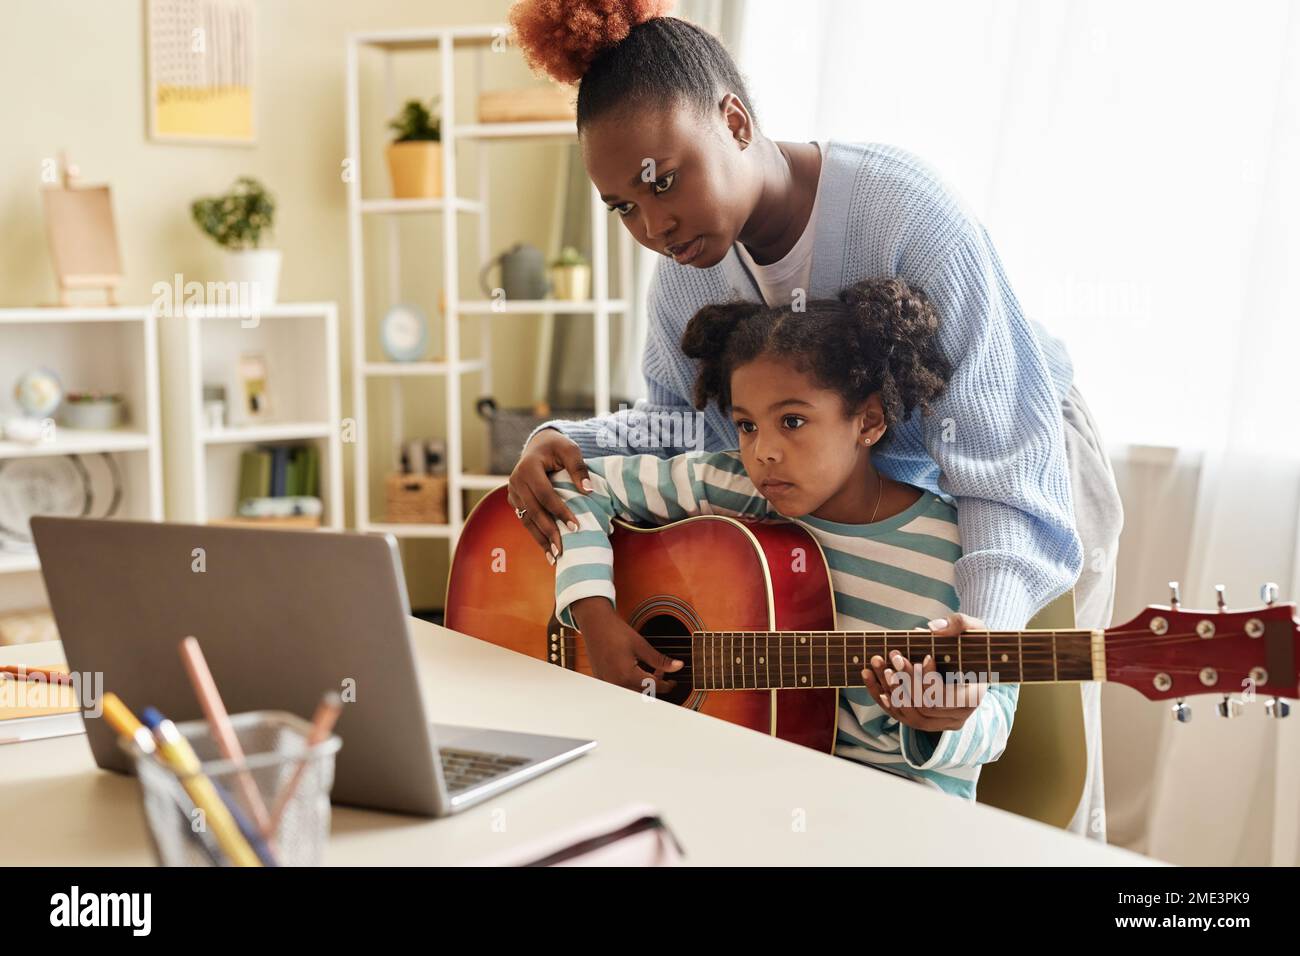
[{"xmin": 477, "ymin": 86, "xmax": 576, "ymax": 124}]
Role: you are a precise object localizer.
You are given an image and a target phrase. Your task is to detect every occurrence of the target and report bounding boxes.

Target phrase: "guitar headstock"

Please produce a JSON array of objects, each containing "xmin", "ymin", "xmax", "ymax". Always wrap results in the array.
[{"xmin": 1105, "ymin": 583, "xmax": 1299, "ymax": 715}]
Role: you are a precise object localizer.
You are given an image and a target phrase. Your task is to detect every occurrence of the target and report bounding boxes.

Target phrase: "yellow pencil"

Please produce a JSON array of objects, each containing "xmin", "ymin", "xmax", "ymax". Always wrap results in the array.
[{"xmin": 132, "ymin": 701, "xmax": 261, "ymax": 867}]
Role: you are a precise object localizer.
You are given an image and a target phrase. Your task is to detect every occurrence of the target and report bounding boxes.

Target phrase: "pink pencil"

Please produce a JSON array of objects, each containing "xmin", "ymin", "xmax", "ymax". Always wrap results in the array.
[
  {"xmin": 178, "ymin": 637, "xmax": 275, "ymax": 841},
  {"xmin": 270, "ymin": 691, "xmax": 343, "ymax": 832}
]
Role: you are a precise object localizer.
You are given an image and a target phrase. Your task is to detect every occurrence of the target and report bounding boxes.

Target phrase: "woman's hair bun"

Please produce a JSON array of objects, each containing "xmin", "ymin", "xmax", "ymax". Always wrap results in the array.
[{"xmin": 508, "ymin": 0, "xmax": 676, "ymax": 86}]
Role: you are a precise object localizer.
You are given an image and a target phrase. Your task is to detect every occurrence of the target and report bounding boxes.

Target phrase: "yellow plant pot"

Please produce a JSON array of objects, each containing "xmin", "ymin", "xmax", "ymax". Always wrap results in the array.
[
  {"xmin": 386, "ymin": 141, "xmax": 443, "ymax": 199},
  {"xmin": 549, "ymin": 264, "xmax": 590, "ymax": 301}
]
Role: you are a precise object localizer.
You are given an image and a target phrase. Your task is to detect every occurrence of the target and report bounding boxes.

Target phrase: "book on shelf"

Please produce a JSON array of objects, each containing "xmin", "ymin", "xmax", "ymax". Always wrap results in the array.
[{"xmin": 236, "ymin": 443, "xmax": 322, "ymax": 513}]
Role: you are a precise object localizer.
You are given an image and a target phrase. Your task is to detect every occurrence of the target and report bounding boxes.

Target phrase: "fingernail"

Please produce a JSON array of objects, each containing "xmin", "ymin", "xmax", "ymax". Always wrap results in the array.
[
  {"xmin": 582, "ymin": 478, "xmax": 594, "ymax": 492},
  {"xmin": 884, "ymin": 668, "xmax": 894, "ymax": 682},
  {"xmin": 551, "ymin": 543, "xmax": 559, "ymax": 557},
  {"xmin": 545, "ymin": 552, "xmax": 555, "ymax": 566},
  {"xmin": 878, "ymin": 694, "xmax": 890, "ymax": 707},
  {"xmin": 923, "ymin": 654, "xmax": 933, "ymax": 667},
  {"xmin": 928, "ymin": 618, "xmax": 948, "ymax": 630},
  {"xmin": 567, "ymin": 520, "xmax": 579, "ymax": 532}
]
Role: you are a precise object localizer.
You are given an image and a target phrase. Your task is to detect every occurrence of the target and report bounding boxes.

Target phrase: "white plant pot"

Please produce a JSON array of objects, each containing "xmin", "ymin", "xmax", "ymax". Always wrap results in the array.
[{"xmin": 224, "ymin": 248, "xmax": 282, "ymax": 308}]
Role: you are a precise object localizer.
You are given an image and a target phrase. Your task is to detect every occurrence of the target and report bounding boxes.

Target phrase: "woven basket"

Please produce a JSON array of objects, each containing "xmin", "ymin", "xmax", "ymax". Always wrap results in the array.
[
  {"xmin": 476, "ymin": 397, "xmax": 591, "ymax": 475},
  {"xmin": 385, "ymin": 473, "xmax": 448, "ymax": 524}
]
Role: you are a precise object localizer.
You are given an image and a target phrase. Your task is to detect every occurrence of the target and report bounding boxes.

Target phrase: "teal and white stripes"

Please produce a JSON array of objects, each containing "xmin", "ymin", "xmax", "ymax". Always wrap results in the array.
[{"xmin": 552, "ymin": 449, "xmax": 1019, "ymax": 800}]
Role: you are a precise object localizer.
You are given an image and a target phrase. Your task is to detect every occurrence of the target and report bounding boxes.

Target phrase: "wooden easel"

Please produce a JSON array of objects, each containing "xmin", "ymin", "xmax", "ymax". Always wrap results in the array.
[{"xmin": 40, "ymin": 152, "xmax": 123, "ymax": 306}]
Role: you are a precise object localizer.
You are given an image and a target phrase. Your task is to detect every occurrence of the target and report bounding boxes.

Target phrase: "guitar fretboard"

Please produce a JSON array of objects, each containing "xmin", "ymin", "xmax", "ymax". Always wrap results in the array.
[{"xmin": 691, "ymin": 629, "xmax": 1099, "ymax": 690}]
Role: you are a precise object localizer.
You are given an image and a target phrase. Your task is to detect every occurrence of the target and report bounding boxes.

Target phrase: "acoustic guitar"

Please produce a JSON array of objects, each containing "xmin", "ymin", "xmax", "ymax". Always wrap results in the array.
[{"xmin": 445, "ymin": 487, "xmax": 1299, "ymax": 751}]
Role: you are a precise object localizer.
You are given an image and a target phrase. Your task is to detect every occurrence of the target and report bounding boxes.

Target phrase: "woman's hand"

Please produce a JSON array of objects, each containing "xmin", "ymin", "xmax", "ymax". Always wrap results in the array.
[
  {"xmin": 507, "ymin": 428, "xmax": 593, "ymax": 560},
  {"xmin": 861, "ymin": 612, "xmax": 989, "ymax": 733},
  {"xmin": 571, "ymin": 597, "xmax": 684, "ymax": 696}
]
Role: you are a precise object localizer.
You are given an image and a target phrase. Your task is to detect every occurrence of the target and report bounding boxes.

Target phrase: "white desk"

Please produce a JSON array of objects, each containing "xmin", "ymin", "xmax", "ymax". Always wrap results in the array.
[{"xmin": 0, "ymin": 621, "xmax": 1158, "ymax": 866}]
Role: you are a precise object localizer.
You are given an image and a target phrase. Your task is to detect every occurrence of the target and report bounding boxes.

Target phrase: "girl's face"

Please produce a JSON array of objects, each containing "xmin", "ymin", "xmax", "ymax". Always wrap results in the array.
[
  {"xmin": 581, "ymin": 100, "xmax": 756, "ymax": 270},
  {"xmin": 730, "ymin": 355, "xmax": 885, "ymax": 518}
]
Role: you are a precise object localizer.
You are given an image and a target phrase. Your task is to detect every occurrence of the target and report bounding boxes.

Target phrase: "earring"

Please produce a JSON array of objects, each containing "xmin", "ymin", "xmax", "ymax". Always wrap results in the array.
[
  {"xmin": 738, "ymin": 135, "xmax": 751, "ymax": 148},
  {"xmin": 864, "ymin": 437, "xmax": 872, "ymax": 445}
]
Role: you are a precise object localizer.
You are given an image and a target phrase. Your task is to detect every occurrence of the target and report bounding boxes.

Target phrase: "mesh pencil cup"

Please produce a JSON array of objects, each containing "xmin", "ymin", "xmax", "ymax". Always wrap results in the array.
[{"xmin": 126, "ymin": 710, "xmax": 342, "ymax": 867}]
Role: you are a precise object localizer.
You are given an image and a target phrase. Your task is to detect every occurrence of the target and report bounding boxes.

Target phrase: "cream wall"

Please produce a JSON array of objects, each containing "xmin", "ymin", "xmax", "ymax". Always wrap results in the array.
[{"xmin": 0, "ymin": 0, "xmax": 564, "ymax": 608}]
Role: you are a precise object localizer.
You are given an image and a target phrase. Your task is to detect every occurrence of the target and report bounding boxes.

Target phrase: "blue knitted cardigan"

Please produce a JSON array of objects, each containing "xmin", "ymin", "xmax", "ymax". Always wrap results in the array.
[{"xmin": 528, "ymin": 141, "xmax": 1082, "ymax": 631}]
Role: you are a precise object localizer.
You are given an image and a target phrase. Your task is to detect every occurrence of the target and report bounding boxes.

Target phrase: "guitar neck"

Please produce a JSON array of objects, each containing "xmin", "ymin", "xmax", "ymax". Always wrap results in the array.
[{"xmin": 690, "ymin": 629, "xmax": 1104, "ymax": 691}]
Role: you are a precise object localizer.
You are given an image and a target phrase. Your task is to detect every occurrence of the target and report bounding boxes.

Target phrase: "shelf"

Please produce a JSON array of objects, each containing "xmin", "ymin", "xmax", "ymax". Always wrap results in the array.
[
  {"xmin": 458, "ymin": 473, "xmax": 508, "ymax": 490},
  {"xmin": 0, "ymin": 551, "xmax": 40, "ymax": 575},
  {"xmin": 0, "ymin": 307, "xmax": 150, "ymax": 325},
  {"xmin": 454, "ymin": 121, "xmax": 577, "ymax": 141},
  {"xmin": 0, "ymin": 428, "xmax": 152, "ymax": 460},
  {"xmin": 202, "ymin": 422, "xmax": 333, "ymax": 445},
  {"xmin": 362, "ymin": 359, "xmax": 485, "ymax": 377},
  {"xmin": 162, "ymin": 300, "xmax": 343, "ymax": 528},
  {"xmin": 207, "ymin": 516, "xmax": 324, "ymax": 530},
  {"xmin": 360, "ymin": 197, "xmax": 485, "ymax": 215},
  {"xmin": 353, "ymin": 24, "xmax": 505, "ymax": 51},
  {"xmin": 456, "ymin": 299, "xmax": 628, "ymax": 315},
  {"xmin": 183, "ymin": 302, "xmax": 337, "ymax": 321},
  {"xmin": 346, "ymin": 20, "xmax": 622, "ymax": 559},
  {"xmin": 361, "ymin": 521, "xmax": 456, "ymax": 539}
]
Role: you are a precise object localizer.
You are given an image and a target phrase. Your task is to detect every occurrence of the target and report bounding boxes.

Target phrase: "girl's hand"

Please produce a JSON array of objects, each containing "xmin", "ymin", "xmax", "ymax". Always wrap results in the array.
[
  {"xmin": 861, "ymin": 613, "xmax": 989, "ymax": 733},
  {"xmin": 507, "ymin": 428, "xmax": 593, "ymax": 559},
  {"xmin": 572, "ymin": 597, "xmax": 683, "ymax": 696}
]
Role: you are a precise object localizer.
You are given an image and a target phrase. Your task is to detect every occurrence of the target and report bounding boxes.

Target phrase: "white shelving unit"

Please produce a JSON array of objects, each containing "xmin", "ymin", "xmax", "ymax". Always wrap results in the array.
[
  {"xmin": 345, "ymin": 25, "xmax": 634, "ymax": 547},
  {"xmin": 159, "ymin": 302, "xmax": 343, "ymax": 528},
  {"xmin": 0, "ymin": 307, "xmax": 163, "ymax": 607}
]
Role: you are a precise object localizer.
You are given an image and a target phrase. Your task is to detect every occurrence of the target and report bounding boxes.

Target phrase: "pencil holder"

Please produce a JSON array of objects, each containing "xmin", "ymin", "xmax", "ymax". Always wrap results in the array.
[{"xmin": 127, "ymin": 710, "xmax": 342, "ymax": 867}]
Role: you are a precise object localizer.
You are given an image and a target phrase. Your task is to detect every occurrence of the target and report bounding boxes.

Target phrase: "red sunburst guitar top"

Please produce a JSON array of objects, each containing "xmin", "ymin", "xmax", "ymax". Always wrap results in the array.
[{"xmin": 445, "ymin": 487, "xmax": 1300, "ymax": 751}]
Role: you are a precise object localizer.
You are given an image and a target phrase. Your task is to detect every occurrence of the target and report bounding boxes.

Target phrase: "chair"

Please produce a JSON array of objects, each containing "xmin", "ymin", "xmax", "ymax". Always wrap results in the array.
[{"xmin": 975, "ymin": 590, "xmax": 1089, "ymax": 829}]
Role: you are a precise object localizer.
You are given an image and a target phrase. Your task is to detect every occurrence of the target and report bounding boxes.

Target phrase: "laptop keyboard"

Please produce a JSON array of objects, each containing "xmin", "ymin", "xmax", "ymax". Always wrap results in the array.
[{"xmin": 440, "ymin": 747, "xmax": 531, "ymax": 794}]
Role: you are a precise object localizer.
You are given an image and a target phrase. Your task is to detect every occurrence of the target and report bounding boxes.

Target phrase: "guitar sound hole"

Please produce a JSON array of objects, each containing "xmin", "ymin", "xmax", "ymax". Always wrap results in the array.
[{"xmin": 636, "ymin": 614, "xmax": 694, "ymax": 707}]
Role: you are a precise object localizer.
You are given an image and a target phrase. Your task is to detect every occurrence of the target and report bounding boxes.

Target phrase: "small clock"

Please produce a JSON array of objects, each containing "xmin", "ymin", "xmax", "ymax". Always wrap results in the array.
[{"xmin": 380, "ymin": 303, "xmax": 429, "ymax": 362}]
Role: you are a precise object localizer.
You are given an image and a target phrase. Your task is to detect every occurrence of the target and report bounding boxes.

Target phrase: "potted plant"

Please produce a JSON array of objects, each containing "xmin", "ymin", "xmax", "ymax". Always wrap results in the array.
[
  {"xmin": 549, "ymin": 246, "xmax": 590, "ymax": 301},
  {"xmin": 387, "ymin": 98, "xmax": 442, "ymax": 199},
  {"xmin": 191, "ymin": 176, "xmax": 279, "ymax": 307}
]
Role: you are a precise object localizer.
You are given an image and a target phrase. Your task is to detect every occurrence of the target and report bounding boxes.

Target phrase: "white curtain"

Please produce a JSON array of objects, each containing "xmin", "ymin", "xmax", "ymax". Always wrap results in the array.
[{"xmin": 737, "ymin": 0, "xmax": 1300, "ymax": 864}]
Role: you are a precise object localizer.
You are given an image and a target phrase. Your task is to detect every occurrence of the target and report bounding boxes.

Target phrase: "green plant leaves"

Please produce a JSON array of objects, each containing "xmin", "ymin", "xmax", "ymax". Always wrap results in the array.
[
  {"xmin": 191, "ymin": 176, "xmax": 276, "ymax": 250},
  {"xmin": 388, "ymin": 98, "xmax": 441, "ymax": 143}
]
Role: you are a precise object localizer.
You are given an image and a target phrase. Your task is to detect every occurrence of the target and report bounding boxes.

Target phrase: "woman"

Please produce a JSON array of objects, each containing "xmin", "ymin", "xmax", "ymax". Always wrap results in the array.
[{"xmin": 504, "ymin": 0, "xmax": 1123, "ymax": 840}]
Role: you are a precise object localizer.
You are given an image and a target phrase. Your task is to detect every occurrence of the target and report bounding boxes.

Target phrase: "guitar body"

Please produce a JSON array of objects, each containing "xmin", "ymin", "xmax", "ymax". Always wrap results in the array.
[{"xmin": 446, "ymin": 486, "xmax": 840, "ymax": 751}]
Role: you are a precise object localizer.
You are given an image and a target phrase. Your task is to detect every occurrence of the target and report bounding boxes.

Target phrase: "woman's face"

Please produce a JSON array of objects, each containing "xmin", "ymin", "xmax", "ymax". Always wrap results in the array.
[
  {"xmin": 729, "ymin": 355, "xmax": 882, "ymax": 518},
  {"xmin": 581, "ymin": 100, "xmax": 755, "ymax": 270}
]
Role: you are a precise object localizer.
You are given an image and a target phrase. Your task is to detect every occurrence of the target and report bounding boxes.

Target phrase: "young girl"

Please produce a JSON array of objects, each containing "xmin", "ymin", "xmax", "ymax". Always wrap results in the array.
[{"xmin": 548, "ymin": 278, "xmax": 1016, "ymax": 800}]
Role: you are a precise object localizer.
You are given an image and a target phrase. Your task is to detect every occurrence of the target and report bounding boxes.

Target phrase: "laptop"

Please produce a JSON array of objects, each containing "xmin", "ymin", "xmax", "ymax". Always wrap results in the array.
[{"xmin": 31, "ymin": 516, "xmax": 595, "ymax": 817}]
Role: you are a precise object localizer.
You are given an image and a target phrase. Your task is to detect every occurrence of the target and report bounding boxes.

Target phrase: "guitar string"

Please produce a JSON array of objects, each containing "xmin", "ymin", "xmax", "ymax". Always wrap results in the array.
[
  {"xmin": 557, "ymin": 626, "xmax": 1276, "ymax": 644},
  {"xmin": 569, "ymin": 632, "xmax": 1253, "ymax": 652}
]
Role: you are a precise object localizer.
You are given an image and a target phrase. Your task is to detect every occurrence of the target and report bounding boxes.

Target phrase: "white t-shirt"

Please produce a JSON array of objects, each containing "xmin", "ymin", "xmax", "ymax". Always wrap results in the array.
[{"xmin": 734, "ymin": 140, "xmax": 829, "ymax": 308}]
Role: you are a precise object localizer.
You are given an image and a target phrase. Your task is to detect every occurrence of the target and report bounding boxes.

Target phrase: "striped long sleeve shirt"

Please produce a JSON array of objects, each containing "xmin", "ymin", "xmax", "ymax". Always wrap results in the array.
[{"xmin": 552, "ymin": 449, "xmax": 1019, "ymax": 800}]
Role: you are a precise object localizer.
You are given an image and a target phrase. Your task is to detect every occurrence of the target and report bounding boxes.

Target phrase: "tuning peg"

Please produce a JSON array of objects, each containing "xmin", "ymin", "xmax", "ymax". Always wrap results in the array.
[
  {"xmin": 1169, "ymin": 581, "xmax": 1181, "ymax": 608},
  {"xmin": 1217, "ymin": 694, "xmax": 1243, "ymax": 719},
  {"xmin": 1265, "ymin": 697, "xmax": 1291, "ymax": 719},
  {"xmin": 1260, "ymin": 582, "xmax": 1279, "ymax": 606},
  {"xmin": 1215, "ymin": 584, "xmax": 1226, "ymax": 611},
  {"xmin": 1171, "ymin": 698, "xmax": 1192, "ymax": 722}
]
